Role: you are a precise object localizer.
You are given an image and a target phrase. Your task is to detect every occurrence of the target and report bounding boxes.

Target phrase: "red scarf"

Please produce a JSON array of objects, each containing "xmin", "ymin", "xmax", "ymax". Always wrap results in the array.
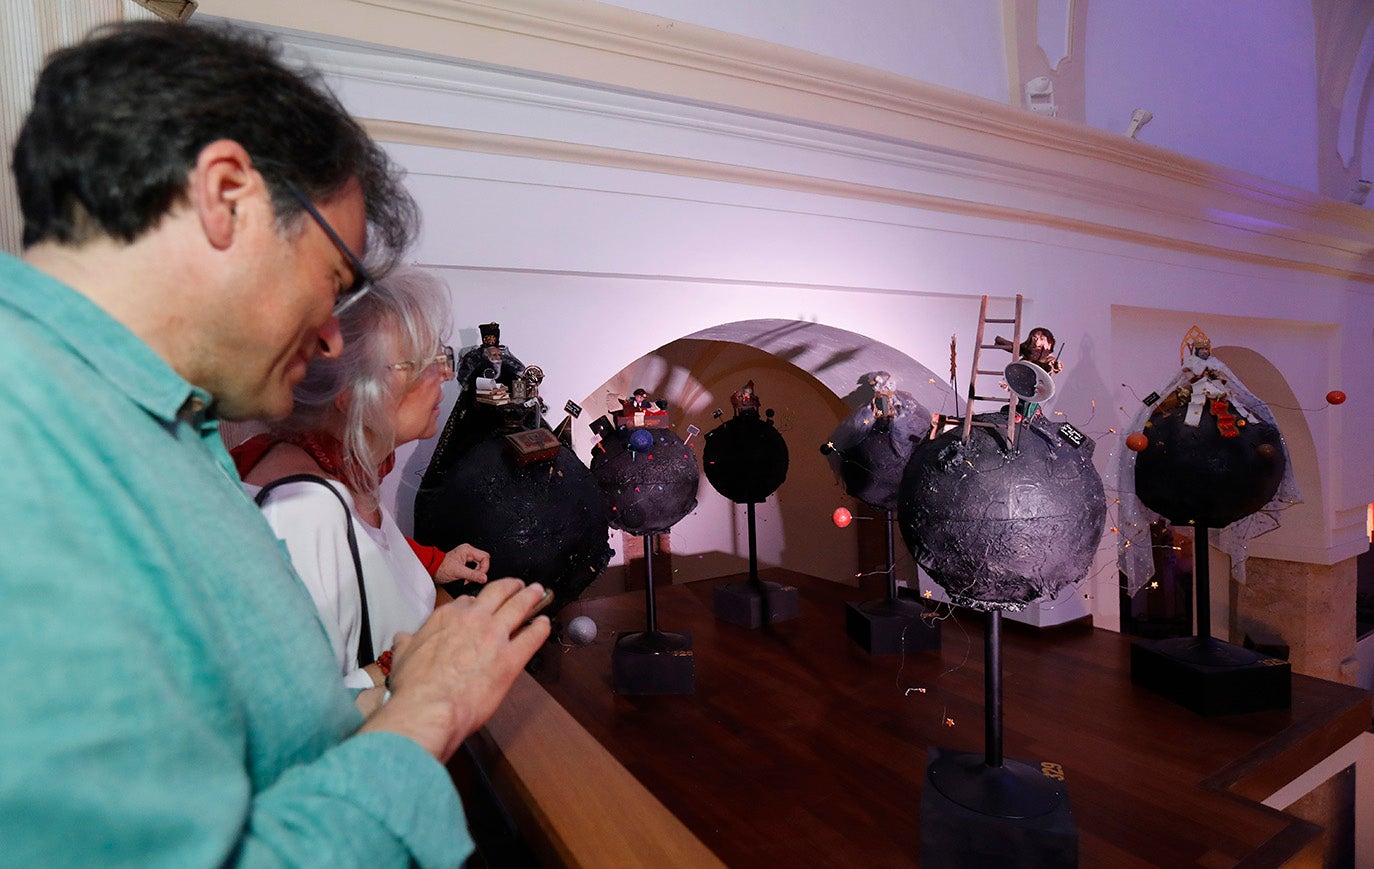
[
  {"xmin": 230, "ymin": 431, "xmax": 395, "ymax": 480},
  {"xmin": 230, "ymin": 432, "xmax": 442, "ymax": 576}
]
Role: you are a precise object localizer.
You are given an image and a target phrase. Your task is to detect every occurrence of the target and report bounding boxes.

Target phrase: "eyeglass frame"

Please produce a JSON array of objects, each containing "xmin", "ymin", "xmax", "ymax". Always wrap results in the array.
[
  {"xmin": 387, "ymin": 345, "xmax": 456, "ymax": 382},
  {"xmin": 284, "ymin": 184, "xmax": 375, "ymax": 316}
]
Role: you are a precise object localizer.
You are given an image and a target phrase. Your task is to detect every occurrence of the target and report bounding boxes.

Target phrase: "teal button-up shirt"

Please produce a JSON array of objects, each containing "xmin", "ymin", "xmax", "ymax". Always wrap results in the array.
[{"xmin": 0, "ymin": 254, "xmax": 471, "ymax": 867}]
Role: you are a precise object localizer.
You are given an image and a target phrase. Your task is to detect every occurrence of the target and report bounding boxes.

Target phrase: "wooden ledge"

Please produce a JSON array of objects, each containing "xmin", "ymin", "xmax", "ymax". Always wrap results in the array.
[{"xmin": 464, "ymin": 670, "xmax": 725, "ymax": 868}]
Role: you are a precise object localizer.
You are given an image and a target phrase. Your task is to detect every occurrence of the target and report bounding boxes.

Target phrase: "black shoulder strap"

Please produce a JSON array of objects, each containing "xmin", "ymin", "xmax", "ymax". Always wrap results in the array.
[{"xmin": 254, "ymin": 474, "xmax": 374, "ymax": 668}]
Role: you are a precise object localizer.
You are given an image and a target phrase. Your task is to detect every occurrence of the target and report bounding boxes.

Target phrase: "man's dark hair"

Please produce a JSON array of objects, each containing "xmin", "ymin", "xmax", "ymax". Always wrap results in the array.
[{"xmin": 12, "ymin": 21, "xmax": 416, "ymax": 271}]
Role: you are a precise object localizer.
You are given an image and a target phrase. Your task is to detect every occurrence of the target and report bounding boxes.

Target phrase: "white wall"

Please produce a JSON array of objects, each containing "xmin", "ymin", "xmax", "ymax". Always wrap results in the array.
[
  {"xmin": 595, "ymin": 0, "xmax": 1011, "ymax": 104},
  {"xmin": 523, "ymin": 0, "xmax": 1327, "ymax": 191},
  {"xmin": 194, "ymin": 4, "xmax": 1374, "ymax": 631}
]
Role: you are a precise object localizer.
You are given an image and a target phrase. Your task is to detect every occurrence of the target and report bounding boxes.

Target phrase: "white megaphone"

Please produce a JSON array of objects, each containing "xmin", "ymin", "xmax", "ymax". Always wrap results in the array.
[{"xmin": 1004, "ymin": 361, "xmax": 1056, "ymax": 404}]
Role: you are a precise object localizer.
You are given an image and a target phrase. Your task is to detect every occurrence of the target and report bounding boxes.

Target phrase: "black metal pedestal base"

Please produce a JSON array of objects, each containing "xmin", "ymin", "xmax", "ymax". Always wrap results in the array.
[
  {"xmin": 612, "ymin": 630, "xmax": 695, "ymax": 695},
  {"xmin": 713, "ymin": 580, "xmax": 800, "ymax": 629},
  {"xmin": 920, "ymin": 747, "xmax": 1077, "ymax": 868},
  {"xmin": 845, "ymin": 597, "xmax": 942, "ymax": 654},
  {"xmin": 1130, "ymin": 636, "xmax": 1291, "ymax": 716}
]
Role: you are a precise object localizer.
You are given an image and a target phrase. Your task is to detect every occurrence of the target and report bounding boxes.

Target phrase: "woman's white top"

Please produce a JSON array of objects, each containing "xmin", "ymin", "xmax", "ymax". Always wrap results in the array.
[{"xmin": 246, "ymin": 478, "xmax": 435, "ymax": 689}]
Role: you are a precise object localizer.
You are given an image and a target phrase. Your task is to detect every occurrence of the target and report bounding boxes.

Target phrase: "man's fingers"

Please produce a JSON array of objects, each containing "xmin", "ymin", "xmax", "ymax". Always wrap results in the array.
[
  {"xmin": 467, "ymin": 577, "xmax": 526, "ymax": 607},
  {"xmin": 509, "ymin": 614, "xmax": 552, "ymax": 655},
  {"xmin": 465, "ymin": 578, "xmax": 547, "ymax": 630}
]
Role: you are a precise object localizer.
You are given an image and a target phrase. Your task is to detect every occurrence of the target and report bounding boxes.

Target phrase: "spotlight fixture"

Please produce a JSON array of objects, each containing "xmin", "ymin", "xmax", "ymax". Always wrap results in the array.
[
  {"xmin": 1124, "ymin": 108, "xmax": 1153, "ymax": 139},
  {"xmin": 131, "ymin": 0, "xmax": 197, "ymax": 22},
  {"xmin": 1346, "ymin": 179, "xmax": 1371, "ymax": 206}
]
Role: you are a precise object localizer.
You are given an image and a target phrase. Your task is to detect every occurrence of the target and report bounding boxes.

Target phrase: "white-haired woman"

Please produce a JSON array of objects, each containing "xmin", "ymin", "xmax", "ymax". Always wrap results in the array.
[{"xmin": 234, "ymin": 267, "xmax": 487, "ymax": 692}]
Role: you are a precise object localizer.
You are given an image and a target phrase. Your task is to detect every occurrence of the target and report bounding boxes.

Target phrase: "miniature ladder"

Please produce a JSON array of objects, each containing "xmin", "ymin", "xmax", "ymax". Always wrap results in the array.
[{"xmin": 961, "ymin": 294, "xmax": 1023, "ymax": 447}]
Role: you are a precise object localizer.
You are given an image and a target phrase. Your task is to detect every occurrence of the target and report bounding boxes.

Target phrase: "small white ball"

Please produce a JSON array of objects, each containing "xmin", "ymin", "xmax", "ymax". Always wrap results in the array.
[{"xmin": 566, "ymin": 615, "xmax": 597, "ymax": 645}]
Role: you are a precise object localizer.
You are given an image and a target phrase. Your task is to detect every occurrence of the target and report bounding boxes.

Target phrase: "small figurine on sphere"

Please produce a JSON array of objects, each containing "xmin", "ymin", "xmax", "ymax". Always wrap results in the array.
[
  {"xmin": 730, "ymin": 380, "xmax": 762, "ymax": 416},
  {"xmin": 870, "ymin": 371, "xmax": 903, "ymax": 426},
  {"xmin": 1020, "ymin": 326, "xmax": 1062, "ymax": 375}
]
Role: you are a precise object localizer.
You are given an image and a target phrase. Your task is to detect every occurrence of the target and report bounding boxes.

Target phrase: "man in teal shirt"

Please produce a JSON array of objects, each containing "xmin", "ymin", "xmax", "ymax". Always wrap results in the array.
[{"xmin": 0, "ymin": 21, "xmax": 550, "ymax": 866}]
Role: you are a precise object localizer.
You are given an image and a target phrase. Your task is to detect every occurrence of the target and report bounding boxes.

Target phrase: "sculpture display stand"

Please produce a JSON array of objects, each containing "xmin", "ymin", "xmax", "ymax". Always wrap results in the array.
[
  {"xmin": 1129, "ymin": 524, "xmax": 1290, "ymax": 716},
  {"xmin": 921, "ymin": 611, "xmax": 1077, "ymax": 868},
  {"xmin": 713, "ymin": 502, "xmax": 799, "ymax": 629},
  {"xmin": 613, "ymin": 533, "xmax": 694, "ymax": 695},
  {"xmin": 845, "ymin": 511, "xmax": 940, "ymax": 654}
]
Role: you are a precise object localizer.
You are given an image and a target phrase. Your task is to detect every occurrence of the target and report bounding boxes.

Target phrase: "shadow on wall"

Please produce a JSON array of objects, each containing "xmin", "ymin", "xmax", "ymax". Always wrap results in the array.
[{"xmin": 579, "ymin": 322, "xmax": 952, "ymax": 597}]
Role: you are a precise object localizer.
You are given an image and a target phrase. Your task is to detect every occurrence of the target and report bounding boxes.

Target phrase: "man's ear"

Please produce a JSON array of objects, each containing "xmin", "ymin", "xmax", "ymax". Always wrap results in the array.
[{"xmin": 188, "ymin": 139, "xmax": 259, "ymax": 250}]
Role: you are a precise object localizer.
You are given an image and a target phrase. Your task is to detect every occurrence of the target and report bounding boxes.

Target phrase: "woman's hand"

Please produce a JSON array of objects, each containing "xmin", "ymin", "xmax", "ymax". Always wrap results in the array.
[{"xmin": 435, "ymin": 543, "xmax": 490, "ymax": 585}]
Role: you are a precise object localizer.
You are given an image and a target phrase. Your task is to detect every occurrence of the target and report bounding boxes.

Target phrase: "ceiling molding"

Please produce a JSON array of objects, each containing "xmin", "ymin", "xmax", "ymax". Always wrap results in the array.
[
  {"xmin": 201, "ymin": 0, "xmax": 1374, "ymax": 283},
  {"xmin": 366, "ymin": 117, "xmax": 1374, "ymax": 285}
]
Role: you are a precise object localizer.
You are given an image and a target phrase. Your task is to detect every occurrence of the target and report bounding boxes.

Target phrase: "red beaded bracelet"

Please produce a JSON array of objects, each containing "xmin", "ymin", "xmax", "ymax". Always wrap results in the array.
[{"xmin": 376, "ymin": 649, "xmax": 393, "ymax": 676}]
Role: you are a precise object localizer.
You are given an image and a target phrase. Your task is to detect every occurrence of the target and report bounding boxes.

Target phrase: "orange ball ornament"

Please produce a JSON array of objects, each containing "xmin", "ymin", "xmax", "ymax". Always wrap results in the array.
[
  {"xmin": 1125, "ymin": 432, "xmax": 1149, "ymax": 452},
  {"xmin": 832, "ymin": 507, "xmax": 853, "ymax": 528},
  {"xmin": 1326, "ymin": 390, "xmax": 1346, "ymax": 405}
]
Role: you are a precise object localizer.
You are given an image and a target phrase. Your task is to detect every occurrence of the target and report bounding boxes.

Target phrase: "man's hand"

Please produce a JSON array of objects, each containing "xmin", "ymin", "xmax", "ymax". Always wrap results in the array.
[
  {"xmin": 358, "ymin": 579, "xmax": 550, "ymax": 762},
  {"xmin": 434, "ymin": 543, "xmax": 490, "ymax": 585}
]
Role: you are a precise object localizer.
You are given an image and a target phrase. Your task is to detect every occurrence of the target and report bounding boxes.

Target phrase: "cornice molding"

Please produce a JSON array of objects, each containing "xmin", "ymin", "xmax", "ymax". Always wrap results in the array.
[
  {"xmin": 369, "ymin": 118, "xmax": 1374, "ymax": 286},
  {"xmin": 202, "ymin": 0, "xmax": 1374, "ymax": 283}
]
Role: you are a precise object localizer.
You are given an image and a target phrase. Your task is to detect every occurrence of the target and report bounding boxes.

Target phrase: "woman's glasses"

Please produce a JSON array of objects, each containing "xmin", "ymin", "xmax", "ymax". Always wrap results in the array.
[{"xmin": 388, "ymin": 346, "xmax": 455, "ymax": 381}]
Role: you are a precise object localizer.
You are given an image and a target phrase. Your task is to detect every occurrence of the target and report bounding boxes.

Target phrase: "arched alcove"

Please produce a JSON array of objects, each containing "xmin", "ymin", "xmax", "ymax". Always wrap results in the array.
[
  {"xmin": 1211, "ymin": 344, "xmax": 1323, "ymax": 551},
  {"xmin": 578, "ymin": 318, "xmax": 953, "ymax": 597}
]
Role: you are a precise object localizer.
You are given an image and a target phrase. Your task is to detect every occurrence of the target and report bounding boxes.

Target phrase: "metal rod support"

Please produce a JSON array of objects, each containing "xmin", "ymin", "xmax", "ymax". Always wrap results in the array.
[
  {"xmin": 747, "ymin": 502, "xmax": 759, "ymax": 587},
  {"xmin": 643, "ymin": 533, "xmax": 658, "ymax": 633},
  {"xmin": 1194, "ymin": 524, "xmax": 1210, "ymax": 643},
  {"xmin": 885, "ymin": 510, "xmax": 899, "ymax": 603},
  {"xmin": 985, "ymin": 610, "xmax": 1004, "ymax": 768}
]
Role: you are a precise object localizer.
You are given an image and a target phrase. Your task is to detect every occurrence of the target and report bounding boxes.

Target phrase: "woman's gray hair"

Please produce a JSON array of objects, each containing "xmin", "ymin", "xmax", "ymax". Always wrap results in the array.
[{"xmin": 273, "ymin": 266, "xmax": 450, "ymax": 509}]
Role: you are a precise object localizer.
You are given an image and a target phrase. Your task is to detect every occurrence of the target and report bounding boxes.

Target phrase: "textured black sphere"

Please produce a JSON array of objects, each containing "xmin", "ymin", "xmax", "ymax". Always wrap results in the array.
[
  {"xmin": 413, "ymin": 435, "xmax": 613, "ymax": 613},
  {"xmin": 897, "ymin": 413, "xmax": 1106, "ymax": 612},
  {"xmin": 702, "ymin": 414, "xmax": 789, "ymax": 504},
  {"xmin": 826, "ymin": 394, "xmax": 932, "ymax": 511},
  {"xmin": 590, "ymin": 427, "xmax": 700, "ymax": 535},
  {"xmin": 1133, "ymin": 398, "xmax": 1286, "ymax": 527}
]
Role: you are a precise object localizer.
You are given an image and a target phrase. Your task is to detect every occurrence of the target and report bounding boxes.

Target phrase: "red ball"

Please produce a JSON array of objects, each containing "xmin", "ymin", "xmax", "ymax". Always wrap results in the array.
[
  {"xmin": 1125, "ymin": 432, "xmax": 1149, "ymax": 452},
  {"xmin": 1327, "ymin": 390, "xmax": 1346, "ymax": 405},
  {"xmin": 832, "ymin": 507, "xmax": 853, "ymax": 528}
]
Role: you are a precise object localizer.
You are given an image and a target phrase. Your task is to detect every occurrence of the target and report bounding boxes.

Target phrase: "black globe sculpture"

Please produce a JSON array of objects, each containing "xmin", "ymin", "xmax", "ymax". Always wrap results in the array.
[
  {"xmin": 414, "ymin": 434, "xmax": 613, "ymax": 616},
  {"xmin": 826, "ymin": 392, "xmax": 932, "ymax": 511},
  {"xmin": 1126, "ymin": 364, "xmax": 1293, "ymax": 715},
  {"xmin": 702, "ymin": 413, "xmax": 788, "ymax": 504},
  {"xmin": 703, "ymin": 408, "xmax": 795, "ymax": 628},
  {"xmin": 1133, "ymin": 400, "xmax": 1285, "ymax": 528},
  {"xmin": 591, "ymin": 420, "xmax": 701, "ymax": 694},
  {"xmin": 590, "ymin": 426, "xmax": 700, "ymax": 535},
  {"xmin": 898, "ymin": 412, "xmax": 1105, "ymax": 612},
  {"xmin": 824, "ymin": 387, "xmax": 939, "ymax": 654},
  {"xmin": 902, "ymin": 409, "xmax": 1104, "ymax": 828}
]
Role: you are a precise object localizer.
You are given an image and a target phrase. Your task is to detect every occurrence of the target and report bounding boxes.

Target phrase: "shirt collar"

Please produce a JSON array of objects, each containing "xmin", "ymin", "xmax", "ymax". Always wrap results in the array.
[{"xmin": 0, "ymin": 253, "xmax": 214, "ymax": 426}]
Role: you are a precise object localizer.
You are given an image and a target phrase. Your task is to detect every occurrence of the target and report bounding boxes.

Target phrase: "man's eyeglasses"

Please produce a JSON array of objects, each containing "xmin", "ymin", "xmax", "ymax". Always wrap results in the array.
[
  {"xmin": 388, "ymin": 346, "xmax": 456, "ymax": 382},
  {"xmin": 285, "ymin": 185, "xmax": 374, "ymax": 316}
]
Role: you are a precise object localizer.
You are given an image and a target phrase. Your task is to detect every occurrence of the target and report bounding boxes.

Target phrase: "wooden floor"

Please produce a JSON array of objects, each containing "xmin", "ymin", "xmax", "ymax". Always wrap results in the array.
[{"xmin": 523, "ymin": 568, "xmax": 1371, "ymax": 868}]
